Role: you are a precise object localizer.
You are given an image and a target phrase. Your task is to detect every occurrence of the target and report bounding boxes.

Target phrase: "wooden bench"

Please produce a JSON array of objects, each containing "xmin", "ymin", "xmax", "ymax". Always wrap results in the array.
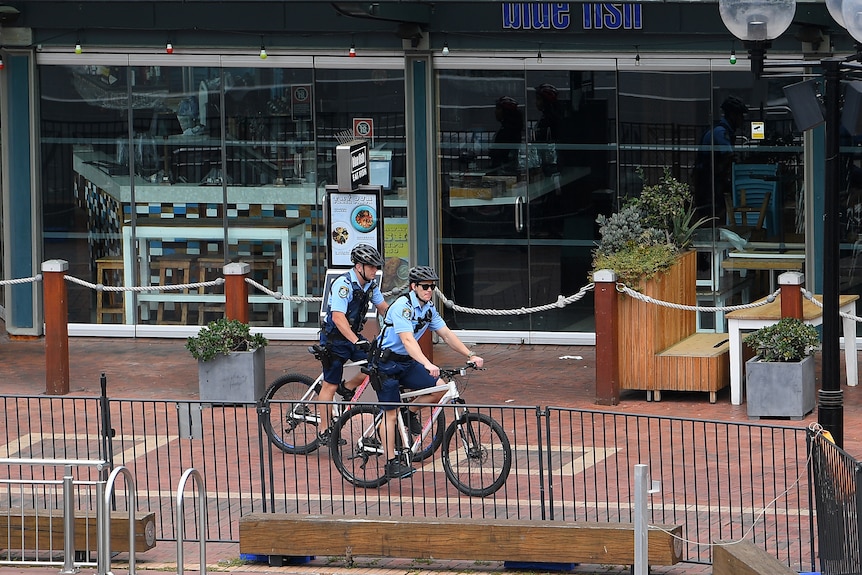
[
  {"xmin": 239, "ymin": 513, "xmax": 683, "ymax": 568},
  {"xmin": 656, "ymin": 332, "xmax": 730, "ymax": 403},
  {"xmin": 0, "ymin": 509, "xmax": 157, "ymax": 553},
  {"xmin": 713, "ymin": 541, "xmax": 796, "ymax": 575},
  {"xmin": 618, "ymin": 251, "xmax": 730, "ymax": 401}
]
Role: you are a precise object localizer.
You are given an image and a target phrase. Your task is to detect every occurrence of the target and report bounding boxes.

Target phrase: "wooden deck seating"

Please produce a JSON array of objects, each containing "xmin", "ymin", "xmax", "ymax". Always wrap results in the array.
[
  {"xmin": 239, "ymin": 513, "xmax": 683, "ymax": 568},
  {"xmin": 618, "ymin": 250, "xmax": 730, "ymax": 402}
]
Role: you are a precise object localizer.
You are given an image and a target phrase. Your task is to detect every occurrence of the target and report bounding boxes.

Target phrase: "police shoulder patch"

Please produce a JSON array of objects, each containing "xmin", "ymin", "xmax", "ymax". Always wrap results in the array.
[
  {"xmin": 338, "ymin": 285, "xmax": 350, "ymax": 298},
  {"xmin": 401, "ymin": 307, "xmax": 412, "ymax": 320}
]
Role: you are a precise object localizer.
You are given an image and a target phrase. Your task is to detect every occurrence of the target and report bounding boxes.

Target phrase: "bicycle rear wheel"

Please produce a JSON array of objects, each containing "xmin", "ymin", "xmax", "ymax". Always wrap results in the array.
[
  {"xmin": 261, "ymin": 373, "xmax": 321, "ymax": 455},
  {"xmin": 330, "ymin": 404, "xmax": 389, "ymax": 488},
  {"xmin": 442, "ymin": 412, "xmax": 512, "ymax": 497}
]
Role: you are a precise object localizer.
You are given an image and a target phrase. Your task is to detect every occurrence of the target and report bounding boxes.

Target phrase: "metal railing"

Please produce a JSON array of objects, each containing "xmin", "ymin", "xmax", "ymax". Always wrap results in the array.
[
  {"xmin": 0, "ymin": 392, "xmax": 814, "ymax": 571},
  {"xmin": 809, "ymin": 428, "xmax": 862, "ymax": 575},
  {"xmin": 0, "ymin": 458, "xmax": 114, "ymax": 572}
]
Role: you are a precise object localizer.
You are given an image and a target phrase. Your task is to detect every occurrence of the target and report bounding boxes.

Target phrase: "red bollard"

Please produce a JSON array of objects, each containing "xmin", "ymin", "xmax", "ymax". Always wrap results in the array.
[
  {"xmin": 593, "ymin": 269, "xmax": 619, "ymax": 405},
  {"xmin": 223, "ymin": 262, "xmax": 250, "ymax": 324},
  {"xmin": 42, "ymin": 260, "xmax": 70, "ymax": 395},
  {"xmin": 778, "ymin": 271, "xmax": 804, "ymax": 320}
]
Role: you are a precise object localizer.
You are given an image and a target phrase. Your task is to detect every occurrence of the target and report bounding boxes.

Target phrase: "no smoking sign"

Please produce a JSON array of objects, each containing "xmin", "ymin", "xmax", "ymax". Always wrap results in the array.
[{"xmin": 353, "ymin": 118, "xmax": 374, "ymax": 140}]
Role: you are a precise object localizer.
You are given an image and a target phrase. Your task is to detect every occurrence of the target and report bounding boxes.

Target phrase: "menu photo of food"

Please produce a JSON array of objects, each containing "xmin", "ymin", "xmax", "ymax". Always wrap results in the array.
[{"xmin": 327, "ymin": 188, "xmax": 383, "ymax": 268}]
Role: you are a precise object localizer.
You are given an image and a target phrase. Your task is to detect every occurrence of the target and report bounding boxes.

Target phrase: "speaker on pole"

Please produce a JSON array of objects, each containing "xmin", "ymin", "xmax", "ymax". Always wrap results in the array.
[{"xmin": 784, "ymin": 79, "xmax": 825, "ymax": 132}]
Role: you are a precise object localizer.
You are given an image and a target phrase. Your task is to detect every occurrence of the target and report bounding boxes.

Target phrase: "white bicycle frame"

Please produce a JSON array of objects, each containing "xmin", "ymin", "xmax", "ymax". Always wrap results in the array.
[
  {"xmin": 384, "ymin": 376, "xmax": 465, "ymax": 458},
  {"xmin": 288, "ymin": 358, "xmax": 370, "ymax": 425}
]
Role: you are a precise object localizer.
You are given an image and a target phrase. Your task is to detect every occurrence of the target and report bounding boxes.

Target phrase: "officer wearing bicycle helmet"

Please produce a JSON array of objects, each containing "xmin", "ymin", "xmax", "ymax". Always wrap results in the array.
[
  {"xmin": 317, "ymin": 244, "xmax": 389, "ymax": 441},
  {"xmin": 693, "ymin": 95, "xmax": 748, "ymax": 223},
  {"xmin": 372, "ymin": 265, "xmax": 484, "ymax": 480}
]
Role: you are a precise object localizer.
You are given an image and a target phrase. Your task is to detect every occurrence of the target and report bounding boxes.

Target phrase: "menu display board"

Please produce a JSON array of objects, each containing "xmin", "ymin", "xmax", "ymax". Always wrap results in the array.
[{"xmin": 326, "ymin": 184, "xmax": 384, "ymax": 268}]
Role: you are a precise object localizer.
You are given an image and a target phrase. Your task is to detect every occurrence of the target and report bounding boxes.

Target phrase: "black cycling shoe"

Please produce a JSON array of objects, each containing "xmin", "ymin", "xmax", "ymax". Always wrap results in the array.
[
  {"xmin": 317, "ymin": 427, "xmax": 332, "ymax": 444},
  {"xmin": 385, "ymin": 458, "xmax": 416, "ymax": 479},
  {"xmin": 337, "ymin": 381, "xmax": 355, "ymax": 401}
]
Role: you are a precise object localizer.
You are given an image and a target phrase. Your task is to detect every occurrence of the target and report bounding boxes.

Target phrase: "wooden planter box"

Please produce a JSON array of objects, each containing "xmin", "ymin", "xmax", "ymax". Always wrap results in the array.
[{"xmin": 617, "ymin": 250, "xmax": 729, "ymax": 400}]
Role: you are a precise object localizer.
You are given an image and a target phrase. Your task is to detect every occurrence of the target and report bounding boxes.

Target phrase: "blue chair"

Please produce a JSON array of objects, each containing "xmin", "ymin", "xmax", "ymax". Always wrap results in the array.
[{"xmin": 731, "ymin": 164, "xmax": 780, "ymax": 238}]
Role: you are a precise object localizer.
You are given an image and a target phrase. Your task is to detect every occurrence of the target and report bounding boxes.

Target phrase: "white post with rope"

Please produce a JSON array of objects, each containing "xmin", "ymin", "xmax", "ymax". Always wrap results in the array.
[{"xmin": 633, "ymin": 463, "xmax": 660, "ymax": 575}]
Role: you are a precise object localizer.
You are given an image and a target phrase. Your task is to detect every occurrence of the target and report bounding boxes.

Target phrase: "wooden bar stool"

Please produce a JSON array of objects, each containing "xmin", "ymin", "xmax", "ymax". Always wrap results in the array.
[
  {"xmin": 196, "ymin": 256, "xmax": 227, "ymax": 323},
  {"xmin": 95, "ymin": 256, "xmax": 125, "ymax": 323},
  {"xmin": 151, "ymin": 256, "xmax": 192, "ymax": 324},
  {"xmin": 244, "ymin": 258, "xmax": 276, "ymax": 325}
]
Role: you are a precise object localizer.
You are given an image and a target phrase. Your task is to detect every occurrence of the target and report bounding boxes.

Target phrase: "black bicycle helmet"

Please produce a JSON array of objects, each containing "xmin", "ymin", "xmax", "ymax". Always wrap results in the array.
[
  {"xmin": 496, "ymin": 96, "xmax": 519, "ymax": 111},
  {"xmin": 535, "ymin": 83, "xmax": 559, "ymax": 102},
  {"xmin": 408, "ymin": 265, "xmax": 439, "ymax": 283},
  {"xmin": 351, "ymin": 244, "xmax": 385, "ymax": 267},
  {"xmin": 721, "ymin": 95, "xmax": 748, "ymax": 116}
]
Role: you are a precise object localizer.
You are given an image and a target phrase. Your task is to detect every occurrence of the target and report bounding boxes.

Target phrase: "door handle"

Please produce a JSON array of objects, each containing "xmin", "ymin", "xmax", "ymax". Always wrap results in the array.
[{"xmin": 515, "ymin": 196, "xmax": 525, "ymax": 232}]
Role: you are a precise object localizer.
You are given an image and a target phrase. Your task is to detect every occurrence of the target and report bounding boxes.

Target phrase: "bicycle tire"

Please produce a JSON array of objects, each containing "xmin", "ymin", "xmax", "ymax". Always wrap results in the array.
[
  {"xmin": 412, "ymin": 408, "xmax": 446, "ymax": 462},
  {"xmin": 441, "ymin": 412, "xmax": 512, "ymax": 497},
  {"xmin": 330, "ymin": 404, "xmax": 389, "ymax": 488},
  {"xmin": 261, "ymin": 373, "xmax": 321, "ymax": 455}
]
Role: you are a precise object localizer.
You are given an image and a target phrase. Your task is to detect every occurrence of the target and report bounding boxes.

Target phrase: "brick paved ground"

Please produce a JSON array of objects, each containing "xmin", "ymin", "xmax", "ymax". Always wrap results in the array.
[{"xmin": 1, "ymin": 319, "xmax": 852, "ymax": 574}]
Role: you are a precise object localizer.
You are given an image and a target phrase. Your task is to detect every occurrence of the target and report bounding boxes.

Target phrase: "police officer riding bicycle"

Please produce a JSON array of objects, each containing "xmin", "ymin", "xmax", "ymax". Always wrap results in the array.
[
  {"xmin": 371, "ymin": 265, "xmax": 484, "ymax": 480},
  {"xmin": 316, "ymin": 244, "xmax": 389, "ymax": 441}
]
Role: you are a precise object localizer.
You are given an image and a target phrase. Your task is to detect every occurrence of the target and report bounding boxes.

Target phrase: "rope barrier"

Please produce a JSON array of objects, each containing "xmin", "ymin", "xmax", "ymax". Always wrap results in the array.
[
  {"xmin": 0, "ymin": 275, "xmax": 41, "ymax": 286},
  {"xmin": 434, "ymin": 284, "xmax": 595, "ymax": 316},
  {"xmin": 65, "ymin": 275, "xmax": 225, "ymax": 293},
  {"xmin": 802, "ymin": 290, "xmax": 862, "ymax": 323},
  {"xmin": 618, "ymin": 284, "xmax": 781, "ymax": 314},
  {"xmin": 244, "ymin": 277, "xmax": 409, "ymax": 303},
  {"xmin": 3, "ymin": 269, "xmax": 857, "ymax": 323}
]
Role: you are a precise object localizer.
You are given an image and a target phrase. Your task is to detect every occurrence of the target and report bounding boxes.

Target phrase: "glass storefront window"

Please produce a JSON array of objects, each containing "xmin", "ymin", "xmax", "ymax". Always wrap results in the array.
[
  {"xmin": 39, "ymin": 60, "xmax": 406, "ymax": 328},
  {"xmin": 436, "ymin": 66, "xmax": 617, "ymax": 332}
]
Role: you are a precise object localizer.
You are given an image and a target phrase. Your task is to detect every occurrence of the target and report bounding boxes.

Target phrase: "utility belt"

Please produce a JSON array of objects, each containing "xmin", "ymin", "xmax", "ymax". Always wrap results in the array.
[
  {"xmin": 325, "ymin": 330, "xmax": 348, "ymax": 342},
  {"xmin": 379, "ymin": 348, "xmax": 412, "ymax": 363}
]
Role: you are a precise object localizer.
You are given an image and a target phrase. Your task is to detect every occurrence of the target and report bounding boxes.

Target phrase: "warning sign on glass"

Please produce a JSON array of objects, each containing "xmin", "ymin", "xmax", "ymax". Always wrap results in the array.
[
  {"xmin": 326, "ymin": 185, "xmax": 384, "ymax": 268},
  {"xmin": 292, "ymin": 85, "xmax": 312, "ymax": 119}
]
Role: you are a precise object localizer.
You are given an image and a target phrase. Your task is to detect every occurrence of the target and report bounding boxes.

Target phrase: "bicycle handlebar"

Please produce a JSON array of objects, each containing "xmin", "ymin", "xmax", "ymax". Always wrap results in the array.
[{"xmin": 439, "ymin": 362, "xmax": 483, "ymax": 379}]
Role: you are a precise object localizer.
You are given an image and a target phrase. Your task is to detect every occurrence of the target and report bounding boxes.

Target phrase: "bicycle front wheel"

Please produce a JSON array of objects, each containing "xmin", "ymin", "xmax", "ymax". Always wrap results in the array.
[
  {"xmin": 261, "ymin": 373, "xmax": 321, "ymax": 455},
  {"xmin": 330, "ymin": 404, "xmax": 389, "ymax": 488},
  {"xmin": 442, "ymin": 412, "xmax": 512, "ymax": 497}
]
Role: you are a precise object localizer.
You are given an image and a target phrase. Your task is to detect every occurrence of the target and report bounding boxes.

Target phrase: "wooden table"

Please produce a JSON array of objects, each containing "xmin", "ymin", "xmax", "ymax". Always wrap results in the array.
[
  {"xmin": 725, "ymin": 293, "xmax": 859, "ymax": 405},
  {"xmin": 720, "ymin": 250, "xmax": 804, "ymax": 291},
  {"xmin": 122, "ymin": 218, "xmax": 307, "ymax": 327}
]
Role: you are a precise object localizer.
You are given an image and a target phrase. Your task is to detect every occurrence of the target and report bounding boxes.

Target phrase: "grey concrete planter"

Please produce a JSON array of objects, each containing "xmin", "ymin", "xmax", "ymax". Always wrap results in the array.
[
  {"xmin": 198, "ymin": 348, "xmax": 266, "ymax": 404},
  {"xmin": 745, "ymin": 354, "xmax": 815, "ymax": 420}
]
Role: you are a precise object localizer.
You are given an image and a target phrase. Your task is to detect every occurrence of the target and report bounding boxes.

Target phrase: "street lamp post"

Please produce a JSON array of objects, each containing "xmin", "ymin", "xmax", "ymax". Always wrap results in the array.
[{"xmin": 719, "ymin": 0, "xmax": 862, "ymax": 448}]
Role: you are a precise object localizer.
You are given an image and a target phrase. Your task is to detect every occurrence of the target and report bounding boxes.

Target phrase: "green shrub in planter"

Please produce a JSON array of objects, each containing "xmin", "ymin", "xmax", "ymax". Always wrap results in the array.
[
  {"xmin": 185, "ymin": 318, "xmax": 268, "ymax": 362},
  {"xmin": 744, "ymin": 317, "xmax": 820, "ymax": 362},
  {"xmin": 592, "ymin": 168, "xmax": 708, "ymax": 285}
]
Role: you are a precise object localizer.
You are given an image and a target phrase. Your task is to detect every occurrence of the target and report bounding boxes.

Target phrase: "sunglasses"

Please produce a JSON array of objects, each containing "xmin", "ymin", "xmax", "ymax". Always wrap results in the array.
[{"xmin": 417, "ymin": 283, "xmax": 436, "ymax": 291}]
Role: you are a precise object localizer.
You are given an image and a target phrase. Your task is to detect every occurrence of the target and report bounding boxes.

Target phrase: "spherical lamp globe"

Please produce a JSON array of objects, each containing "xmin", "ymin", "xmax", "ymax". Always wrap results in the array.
[{"xmin": 719, "ymin": 0, "xmax": 796, "ymax": 41}]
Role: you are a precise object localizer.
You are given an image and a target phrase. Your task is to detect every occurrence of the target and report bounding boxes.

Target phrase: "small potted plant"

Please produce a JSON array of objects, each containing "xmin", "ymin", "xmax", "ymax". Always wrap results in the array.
[
  {"xmin": 744, "ymin": 317, "xmax": 820, "ymax": 420},
  {"xmin": 186, "ymin": 318, "xmax": 268, "ymax": 403}
]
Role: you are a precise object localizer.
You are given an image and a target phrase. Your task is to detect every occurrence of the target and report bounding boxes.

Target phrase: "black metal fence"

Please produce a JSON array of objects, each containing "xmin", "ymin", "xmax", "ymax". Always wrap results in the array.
[
  {"xmin": 0, "ymin": 393, "xmax": 814, "ymax": 571},
  {"xmin": 809, "ymin": 428, "xmax": 862, "ymax": 575}
]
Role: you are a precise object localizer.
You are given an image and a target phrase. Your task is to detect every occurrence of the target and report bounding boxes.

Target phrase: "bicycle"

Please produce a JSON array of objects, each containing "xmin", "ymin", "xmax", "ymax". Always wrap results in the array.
[
  {"xmin": 259, "ymin": 345, "xmax": 445, "ymax": 458},
  {"xmin": 329, "ymin": 363, "xmax": 512, "ymax": 497}
]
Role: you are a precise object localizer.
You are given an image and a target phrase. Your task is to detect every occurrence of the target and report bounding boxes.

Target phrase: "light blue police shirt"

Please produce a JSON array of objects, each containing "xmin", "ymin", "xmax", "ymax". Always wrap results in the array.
[{"xmin": 378, "ymin": 291, "xmax": 445, "ymax": 355}]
